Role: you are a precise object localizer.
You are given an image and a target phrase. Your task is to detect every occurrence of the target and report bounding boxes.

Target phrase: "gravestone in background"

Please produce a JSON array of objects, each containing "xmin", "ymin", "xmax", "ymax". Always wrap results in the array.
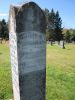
[
  {"xmin": 9, "ymin": 2, "xmax": 46, "ymax": 100},
  {"xmin": 60, "ymin": 40, "xmax": 65, "ymax": 49}
]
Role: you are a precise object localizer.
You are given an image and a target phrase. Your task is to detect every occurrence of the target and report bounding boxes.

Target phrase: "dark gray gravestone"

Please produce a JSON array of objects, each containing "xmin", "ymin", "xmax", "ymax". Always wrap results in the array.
[{"xmin": 9, "ymin": 2, "xmax": 46, "ymax": 100}]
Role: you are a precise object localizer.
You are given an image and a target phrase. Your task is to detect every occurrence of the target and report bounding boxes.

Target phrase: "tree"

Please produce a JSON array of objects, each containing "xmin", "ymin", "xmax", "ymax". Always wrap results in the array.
[
  {"xmin": 54, "ymin": 11, "xmax": 63, "ymax": 41},
  {"xmin": 1, "ymin": 19, "xmax": 7, "ymax": 39},
  {"xmin": 0, "ymin": 19, "xmax": 9, "ymax": 40},
  {"xmin": 64, "ymin": 30, "xmax": 71, "ymax": 43},
  {"xmin": 0, "ymin": 21, "xmax": 2, "ymax": 37},
  {"xmin": 70, "ymin": 29, "xmax": 75, "ymax": 42},
  {"xmin": 47, "ymin": 9, "xmax": 63, "ymax": 41},
  {"xmin": 47, "ymin": 9, "xmax": 56, "ymax": 41}
]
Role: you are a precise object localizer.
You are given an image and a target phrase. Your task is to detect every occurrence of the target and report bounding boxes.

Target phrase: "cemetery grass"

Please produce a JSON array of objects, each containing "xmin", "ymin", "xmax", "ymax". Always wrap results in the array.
[
  {"xmin": 47, "ymin": 44, "xmax": 75, "ymax": 100},
  {"xmin": 0, "ymin": 43, "xmax": 75, "ymax": 100},
  {"xmin": 0, "ymin": 43, "xmax": 12, "ymax": 100}
]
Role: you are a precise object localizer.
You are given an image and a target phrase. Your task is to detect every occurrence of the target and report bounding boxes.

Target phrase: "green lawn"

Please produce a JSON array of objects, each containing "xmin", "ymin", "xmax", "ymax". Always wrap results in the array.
[
  {"xmin": 0, "ymin": 43, "xmax": 75, "ymax": 100},
  {"xmin": 0, "ymin": 43, "xmax": 12, "ymax": 100},
  {"xmin": 46, "ymin": 44, "xmax": 75, "ymax": 100}
]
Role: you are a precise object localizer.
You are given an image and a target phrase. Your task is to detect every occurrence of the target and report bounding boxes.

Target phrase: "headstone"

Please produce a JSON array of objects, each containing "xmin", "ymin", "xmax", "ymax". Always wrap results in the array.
[
  {"xmin": 60, "ymin": 40, "xmax": 65, "ymax": 49},
  {"xmin": 0, "ymin": 38, "xmax": 2, "ymax": 44},
  {"xmin": 55, "ymin": 41, "xmax": 58, "ymax": 45},
  {"xmin": 9, "ymin": 2, "xmax": 46, "ymax": 100}
]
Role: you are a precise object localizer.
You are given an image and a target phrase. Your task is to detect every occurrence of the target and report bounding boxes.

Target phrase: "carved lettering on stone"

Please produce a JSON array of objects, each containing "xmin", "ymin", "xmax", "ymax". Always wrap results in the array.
[{"xmin": 9, "ymin": 2, "xmax": 46, "ymax": 100}]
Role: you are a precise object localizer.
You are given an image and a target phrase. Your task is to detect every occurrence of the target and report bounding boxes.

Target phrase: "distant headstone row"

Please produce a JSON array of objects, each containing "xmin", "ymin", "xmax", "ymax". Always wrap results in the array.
[{"xmin": 9, "ymin": 2, "xmax": 46, "ymax": 100}]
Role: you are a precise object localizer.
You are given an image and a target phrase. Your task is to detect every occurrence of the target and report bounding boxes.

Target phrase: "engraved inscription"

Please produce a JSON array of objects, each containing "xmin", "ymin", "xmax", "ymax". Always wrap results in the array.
[{"xmin": 18, "ymin": 31, "xmax": 46, "ymax": 74}]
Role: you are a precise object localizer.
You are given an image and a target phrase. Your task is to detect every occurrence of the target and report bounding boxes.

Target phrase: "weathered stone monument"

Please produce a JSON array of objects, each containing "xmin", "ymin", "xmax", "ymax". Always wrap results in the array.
[
  {"xmin": 9, "ymin": 2, "xmax": 46, "ymax": 100},
  {"xmin": 60, "ymin": 40, "xmax": 65, "ymax": 49}
]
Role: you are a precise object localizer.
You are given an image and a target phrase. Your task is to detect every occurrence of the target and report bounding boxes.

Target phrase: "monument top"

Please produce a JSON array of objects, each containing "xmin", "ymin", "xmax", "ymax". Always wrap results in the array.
[{"xmin": 9, "ymin": 1, "xmax": 46, "ymax": 33}]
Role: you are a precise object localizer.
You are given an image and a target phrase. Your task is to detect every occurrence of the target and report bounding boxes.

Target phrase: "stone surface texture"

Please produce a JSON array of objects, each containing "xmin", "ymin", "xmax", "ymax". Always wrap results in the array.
[{"xmin": 9, "ymin": 2, "xmax": 46, "ymax": 100}]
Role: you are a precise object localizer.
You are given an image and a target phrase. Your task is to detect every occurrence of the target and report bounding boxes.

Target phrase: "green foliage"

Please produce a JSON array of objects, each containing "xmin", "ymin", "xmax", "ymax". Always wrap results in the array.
[
  {"xmin": 47, "ymin": 9, "xmax": 56, "ymax": 41},
  {"xmin": 0, "ymin": 19, "xmax": 9, "ymax": 40},
  {"xmin": 44, "ymin": 9, "xmax": 63, "ymax": 41},
  {"xmin": 54, "ymin": 11, "xmax": 63, "ymax": 41},
  {"xmin": 70, "ymin": 29, "xmax": 75, "ymax": 42},
  {"xmin": 64, "ymin": 30, "xmax": 71, "ymax": 42},
  {"xmin": 64, "ymin": 29, "xmax": 75, "ymax": 43}
]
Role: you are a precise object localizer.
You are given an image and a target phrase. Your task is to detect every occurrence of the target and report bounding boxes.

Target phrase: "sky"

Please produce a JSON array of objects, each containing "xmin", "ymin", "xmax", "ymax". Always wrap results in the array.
[{"xmin": 0, "ymin": 0, "xmax": 75, "ymax": 29}]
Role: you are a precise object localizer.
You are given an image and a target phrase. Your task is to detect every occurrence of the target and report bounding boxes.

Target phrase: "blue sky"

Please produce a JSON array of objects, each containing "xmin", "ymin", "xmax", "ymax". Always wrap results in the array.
[{"xmin": 0, "ymin": 0, "xmax": 75, "ymax": 29}]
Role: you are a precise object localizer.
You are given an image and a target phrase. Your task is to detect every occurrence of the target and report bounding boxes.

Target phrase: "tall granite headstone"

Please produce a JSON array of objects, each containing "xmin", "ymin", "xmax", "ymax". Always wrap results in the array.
[{"xmin": 9, "ymin": 2, "xmax": 46, "ymax": 100}]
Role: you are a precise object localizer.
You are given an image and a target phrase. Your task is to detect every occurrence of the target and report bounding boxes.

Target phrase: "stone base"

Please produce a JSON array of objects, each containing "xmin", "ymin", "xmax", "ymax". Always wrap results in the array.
[{"xmin": 19, "ymin": 69, "xmax": 46, "ymax": 100}]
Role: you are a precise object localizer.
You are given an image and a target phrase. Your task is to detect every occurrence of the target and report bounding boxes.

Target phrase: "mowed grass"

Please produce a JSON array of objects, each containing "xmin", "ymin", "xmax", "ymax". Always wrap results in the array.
[
  {"xmin": 0, "ymin": 43, "xmax": 12, "ymax": 100},
  {"xmin": 46, "ymin": 44, "xmax": 75, "ymax": 100},
  {"xmin": 0, "ymin": 43, "xmax": 75, "ymax": 100}
]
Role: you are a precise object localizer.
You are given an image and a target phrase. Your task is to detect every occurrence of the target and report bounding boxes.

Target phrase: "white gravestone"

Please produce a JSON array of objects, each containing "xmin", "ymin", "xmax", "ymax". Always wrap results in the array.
[{"xmin": 60, "ymin": 40, "xmax": 65, "ymax": 49}]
